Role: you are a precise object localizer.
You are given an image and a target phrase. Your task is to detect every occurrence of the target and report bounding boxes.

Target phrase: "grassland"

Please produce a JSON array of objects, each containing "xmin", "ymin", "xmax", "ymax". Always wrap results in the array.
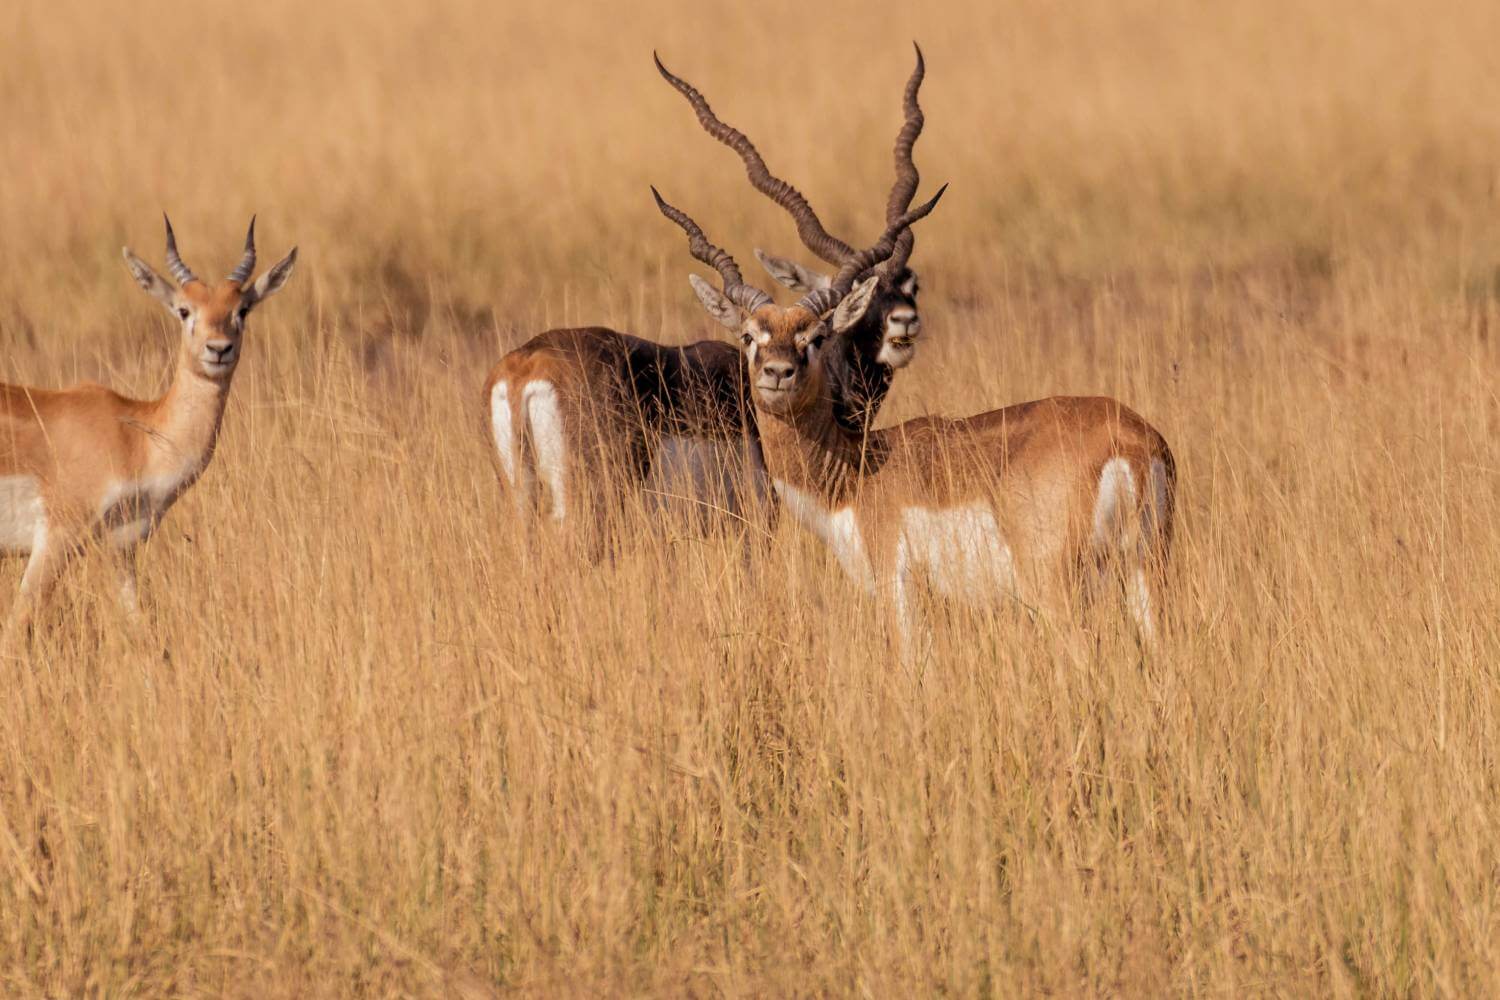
[{"xmin": 4, "ymin": 0, "xmax": 1500, "ymax": 994}]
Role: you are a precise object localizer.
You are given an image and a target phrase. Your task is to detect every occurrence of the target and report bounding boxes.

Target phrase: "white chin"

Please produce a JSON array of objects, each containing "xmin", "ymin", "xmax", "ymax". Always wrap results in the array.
[
  {"xmin": 878, "ymin": 343, "xmax": 917, "ymax": 369},
  {"xmin": 200, "ymin": 361, "xmax": 233, "ymax": 377},
  {"xmin": 756, "ymin": 387, "xmax": 793, "ymax": 410}
]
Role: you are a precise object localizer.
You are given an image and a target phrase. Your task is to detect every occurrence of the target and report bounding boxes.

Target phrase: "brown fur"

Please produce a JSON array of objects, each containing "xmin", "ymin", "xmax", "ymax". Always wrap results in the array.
[
  {"xmin": 1, "ymin": 228, "xmax": 295, "ymax": 651},
  {"xmin": 482, "ymin": 327, "xmax": 760, "ymax": 544},
  {"xmin": 736, "ymin": 302, "xmax": 1176, "ymax": 649}
]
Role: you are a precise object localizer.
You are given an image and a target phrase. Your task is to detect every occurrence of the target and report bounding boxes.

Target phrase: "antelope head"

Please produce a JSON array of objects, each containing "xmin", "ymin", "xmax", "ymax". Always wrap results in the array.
[
  {"xmin": 653, "ymin": 184, "xmax": 945, "ymax": 420},
  {"xmin": 122, "ymin": 216, "xmax": 298, "ymax": 382},
  {"xmin": 658, "ymin": 44, "xmax": 929, "ymax": 371}
]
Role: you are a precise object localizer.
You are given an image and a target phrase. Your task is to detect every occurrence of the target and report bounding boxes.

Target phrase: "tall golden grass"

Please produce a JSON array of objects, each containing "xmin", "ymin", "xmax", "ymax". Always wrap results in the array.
[{"xmin": 4, "ymin": 0, "xmax": 1500, "ymax": 993}]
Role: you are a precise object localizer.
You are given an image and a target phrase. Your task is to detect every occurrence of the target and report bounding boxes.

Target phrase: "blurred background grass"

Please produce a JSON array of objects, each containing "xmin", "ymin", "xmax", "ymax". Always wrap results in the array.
[{"xmin": 3, "ymin": 0, "xmax": 1500, "ymax": 994}]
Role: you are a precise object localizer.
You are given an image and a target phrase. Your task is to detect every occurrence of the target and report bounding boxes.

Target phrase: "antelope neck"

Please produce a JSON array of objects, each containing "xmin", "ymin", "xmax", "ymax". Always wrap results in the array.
[
  {"xmin": 753, "ymin": 387, "xmax": 884, "ymax": 503},
  {"xmin": 135, "ymin": 354, "xmax": 233, "ymax": 474}
]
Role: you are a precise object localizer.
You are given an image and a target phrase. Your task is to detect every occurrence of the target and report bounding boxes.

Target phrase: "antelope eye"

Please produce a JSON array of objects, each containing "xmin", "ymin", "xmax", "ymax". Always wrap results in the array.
[
  {"xmin": 237, "ymin": 305, "xmax": 250, "ymax": 320},
  {"xmin": 740, "ymin": 331, "xmax": 753, "ymax": 346},
  {"xmin": 176, "ymin": 307, "xmax": 190, "ymax": 320}
]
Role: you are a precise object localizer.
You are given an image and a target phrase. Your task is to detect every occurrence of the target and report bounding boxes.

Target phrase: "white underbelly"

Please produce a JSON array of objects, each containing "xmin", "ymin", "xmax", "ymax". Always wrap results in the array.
[
  {"xmin": 899, "ymin": 503, "xmax": 1018, "ymax": 602},
  {"xmin": 0, "ymin": 475, "xmax": 45, "ymax": 554}
]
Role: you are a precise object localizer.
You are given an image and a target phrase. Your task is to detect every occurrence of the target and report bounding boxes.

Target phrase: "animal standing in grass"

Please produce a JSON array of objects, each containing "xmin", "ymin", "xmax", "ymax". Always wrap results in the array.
[
  {"xmin": 0, "ymin": 218, "xmax": 296, "ymax": 647},
  {"xmin": 483, "ymin": 48, "xmax": 932, "ymax": 544},
  {"xmin": 654, "ymin": 189, "xmax": 1175, "ymax": 659}
]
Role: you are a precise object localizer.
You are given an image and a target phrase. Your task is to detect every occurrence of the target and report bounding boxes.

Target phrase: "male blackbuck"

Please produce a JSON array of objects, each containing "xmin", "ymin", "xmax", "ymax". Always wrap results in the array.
[
  {"xmin": 1, "ymin": 217, "xmax": 296, "ymax": 648},
  {"xmin": 654, "ymin": 189, "xmax": 1176, "ymax": 659},
  {"xmin": 484, "ymin": 49, "xmax": 935, "ymax": 540},
  {"xmin": 655, "ymin": 46, "xmax": 929, "ymax": 436}
]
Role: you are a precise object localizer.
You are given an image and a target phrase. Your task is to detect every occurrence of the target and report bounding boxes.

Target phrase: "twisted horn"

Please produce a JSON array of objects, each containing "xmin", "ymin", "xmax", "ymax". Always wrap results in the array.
[
  {"xmin": 227, "ymin": 215, "xmax": 257, "ymax": 285},
  {"xmin": 651, "ymin": 186, "xmax": 771, "ymax": 313},
  {"xmin": 163, "ymin": 214, "xmax": 197, "ymax": 286},
  {"xmin": 798, "ymin": 184, "xmax": 948, "ymax": 317},
  {"xmin": 655, "ymin": 52, "xmax": 857, "ymax": 267},
  {"xmin": 880, "ymin": 43, "xmax": 926, "ymax": 278}
]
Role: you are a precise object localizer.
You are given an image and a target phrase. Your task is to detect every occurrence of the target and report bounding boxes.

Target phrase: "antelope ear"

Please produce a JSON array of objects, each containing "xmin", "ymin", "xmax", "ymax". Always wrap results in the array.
[
  {"xmin": 831, "ymin": 275, "xmax": 881, "ymax": 333},
  {"xmin": 122, "ymin": 248, "xmax": 177, "ymax": 308},
  {"xmin": 754, "ymin": 249, "xmax": 831, "ymax": 293},
  {"xmin": 244, "ymin": 247, "xmax": 298, "ymax": 309},
  {"xmin": 688, "ymin": 274, "xmax": 743, "ymax": 330}
]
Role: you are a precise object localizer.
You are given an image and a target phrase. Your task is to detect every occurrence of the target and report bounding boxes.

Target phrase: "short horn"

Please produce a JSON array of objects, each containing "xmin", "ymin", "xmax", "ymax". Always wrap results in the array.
[
  {"xmin": 655, "ymin": 52, "xmax": 858, "ymax": 268},
  {"xmin": 163, "ymin": 213, "xmax": 197, "ymax": 286},
  {"xmin": 227, "ymin": 215, "xmax": 257, "ymax": 285},
  {"xmin": 652, "ymin": 186, "xmax": 771, "ymax": 314}
]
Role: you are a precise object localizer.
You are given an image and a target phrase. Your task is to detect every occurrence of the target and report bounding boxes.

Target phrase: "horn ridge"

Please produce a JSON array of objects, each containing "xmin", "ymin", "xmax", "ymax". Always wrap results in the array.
[
  {"xmin": 798, "ymin": 183, "xmax": 947, "ymax": 316},
  {"xmin": 162, "ymin": 213, "xmax": 198, "ymax": 286},
  {"xmin": 227, "ymin": 214, "xmax": 257, "ymax": 285},
  {"xmin": 652, "ymin": 186, "xmax": 771, "ymax": 313},
  {"xmin": 880, "ymin": 42, "xmax": 927, "ymax": 278},
  {"xmin": 655, "ymin": 53, "xmax": 858, "ymax": 267}
]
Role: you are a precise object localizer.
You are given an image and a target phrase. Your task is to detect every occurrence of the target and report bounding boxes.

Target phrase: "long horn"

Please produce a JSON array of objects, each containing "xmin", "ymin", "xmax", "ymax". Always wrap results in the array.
[
  {"xmin": 227, "ymin": 215, "xmax": 257, "ymax": 285},
  {"xmin": 655, "ymin": 53, "xmax": 857, "ymax": 267},
  {"xmin": 798, "ymin": 184, "xmax": 948, "ymax": 317},
  {"xmin": 651, "ymin": 186, "xmax": 771, "ymax": 313},
  {"xmin": 880, "ymin": 43, "xmax": 926, "ymax": 278},
  {"xmin": 163, "ymin": 214, "xmax": 197, "ymax": 286}
]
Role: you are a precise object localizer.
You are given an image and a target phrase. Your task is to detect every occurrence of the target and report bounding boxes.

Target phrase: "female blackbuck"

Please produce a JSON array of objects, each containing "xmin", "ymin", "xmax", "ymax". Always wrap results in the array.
[
  {"xmin": 1, "ymin": 217, "xmax": 296, "ymax": 648},
  {"xmin": 654, "ymin": 189, "xmax": 1176, "ymax": 659},
  {"xmin": 485, "ymin": 49, "xmax": 934, "ymax": 539}
]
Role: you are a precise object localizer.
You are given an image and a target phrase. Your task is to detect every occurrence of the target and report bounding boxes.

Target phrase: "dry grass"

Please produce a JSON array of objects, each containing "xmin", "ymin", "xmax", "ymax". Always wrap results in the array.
[{"xmin": 4, "ymin": 0, "xmax": 1500, "ymax": 994}]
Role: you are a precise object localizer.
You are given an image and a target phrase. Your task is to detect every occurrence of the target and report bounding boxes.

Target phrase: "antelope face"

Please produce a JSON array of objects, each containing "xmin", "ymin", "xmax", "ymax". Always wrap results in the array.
[
  {"xmin": 740, "ymin": 305, "xmax": 826, "ymax": 415},
  {"xmin": 690, "ymin": 273, "xmax": 883, "ymax": 417},
  {"xmin": 875, "ymin": 267, "xmax": 922, "ymax": 369},
  {"xmin": 173, "ymin": 283, "xmax": 250, "ymax": 379},
  {"xmin": 755, "ymin": 251, "xmax": 923, "ymax": 371},
  {"xmin": 122, "ymin": 217, "xmax": 297, "ymax": 383}
]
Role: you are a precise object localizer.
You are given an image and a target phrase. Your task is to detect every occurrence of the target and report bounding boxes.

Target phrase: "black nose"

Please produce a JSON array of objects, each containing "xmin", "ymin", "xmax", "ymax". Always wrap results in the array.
[{"xmin": 207, "ymin": 342, "xmax": 234, "ymax": 360}]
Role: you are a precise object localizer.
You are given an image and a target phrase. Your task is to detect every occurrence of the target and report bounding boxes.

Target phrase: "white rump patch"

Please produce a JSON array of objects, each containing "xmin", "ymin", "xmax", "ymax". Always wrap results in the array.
[
  {"xmin": 0, "ymin": 475, "xmax": 45, "ymax": 554},
  {"xmin": 898, "ymin": 503, "xmax": 1017, "ymax": 602},
  {"xmin": 1092, "ymin": 457, "xmax": 1138, "ymax": 549},
  {"xmin": 773, "ymin": 480, "xmax": 873, "ymax": 591},
  {"xmin": 523, "ymin": 380, "xmax": 568, "ymax": 522},
  {"xmin": 490, "ymin": 381, "xmax": 518, "ymax": 485}
]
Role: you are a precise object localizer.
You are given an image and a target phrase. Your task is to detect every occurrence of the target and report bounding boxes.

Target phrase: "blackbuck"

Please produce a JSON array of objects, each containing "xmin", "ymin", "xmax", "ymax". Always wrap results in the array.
[
  {"xmin": 484, "ymin": 49, "xmax": 935, "ymax": 540},
  {"xmin": 484, "ymin": 329, "xmax": 766, "ymax": 539},
  {"xmin": 654, "ymin": 189, "xmax": 1176, "ymax": 659},
  {"xmin": 655, "ymin": 47, "xmax": 929, "ymax": 436},
  {"xmin": 1, "ymin": 217, "xmax": 296, "ymax": 648}
]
